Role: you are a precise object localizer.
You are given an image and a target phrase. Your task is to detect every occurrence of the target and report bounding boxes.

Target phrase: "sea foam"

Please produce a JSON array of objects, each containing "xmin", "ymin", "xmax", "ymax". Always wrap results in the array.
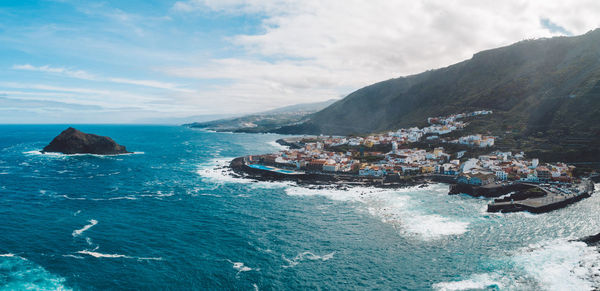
[
  {"xmin": 285, "ymin": 184, "xmax": 470, "ymax": 239},
  {"xmin": 433, "ymin": 273, "xmax": 503, "ymax": 290},
  {"xmin": 72, "ymin": 219, "xmax": 98, "ymax": 237},
  {"xmin": 195, "ymin": 157, "xmax": 293, "ymax": 189},
  {"xmin": 512, "ymin": 239, "xmax": 600, "ymax": 290},
  {"xmin": 282, "ymin": 251, "xmax": 335, "ymax": 268},
  {"xmin": 76, "ymin": 250, "xmax": 162, "ymax": 261},
  {"xmin": 23, "ymin": 150, "xmax": 144, "ymax": 158},
  {"xmin": 0, "ymin": 253, "xmax": 71, "ymax": 290}
]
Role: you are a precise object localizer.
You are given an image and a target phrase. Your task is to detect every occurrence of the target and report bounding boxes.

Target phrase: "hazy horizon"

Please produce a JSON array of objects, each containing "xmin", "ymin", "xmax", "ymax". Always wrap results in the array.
[{"xmin": 2, "ymin": 0, "xmax": 600, "ymax": 123}]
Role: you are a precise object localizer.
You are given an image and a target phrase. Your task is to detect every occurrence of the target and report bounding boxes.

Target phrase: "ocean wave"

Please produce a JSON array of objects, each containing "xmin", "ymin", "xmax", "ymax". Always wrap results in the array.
[
  {"xmin": 195, "ymin": 158, "xmax": 293, "ymax": 189},
  {"xmin": 0, "ymin": 253, "xmax": 71, "ymax": 290},
  {"xmin": 72, "ymin": 219, "xmax": 98, "ymax": 237},
  {"xmin": 106, "ymin": 196, "xmax": 138, "ymax": 200},
  {"xmin": 76, "ymin": 250, "xmax": 162, "ymax": 261},
  {"xmin": 140, "ymin": 190, "xmax": 174, "ymax": 199},
  {"xmin": 285, "ymin": 185, "xmax": 470, "ymax": 239},
  {"xmin": 228, "ymin": 260, "xmax": 259, "ymax": 275},
  {"xmin": 432, "ymin": 273, "xmax": 503, "ymax": 290},
  {"xmin": 512, "ymin": 239, "xmax": 600, "ymax": 290},
  {"xmin": 60, "ymin": 194, "xmax": 138, "ymax": 201},
  {"xmin": 282, "ymin": 251, "xmax": 335, "ymax": 268},
  {"xmin": 267, "ymin": 140, "xmax": 288, "ymax": 150},
  {"xmin": 196, "ymin": 158, "xmax": 254, "ymax": 185},
  {"xmin": 60, "ymin": 195, "xmax": 87, "ymax": 200},
  {"xmin": 23, "ymin": 150, "xmax": 144, "ymax": 158}
]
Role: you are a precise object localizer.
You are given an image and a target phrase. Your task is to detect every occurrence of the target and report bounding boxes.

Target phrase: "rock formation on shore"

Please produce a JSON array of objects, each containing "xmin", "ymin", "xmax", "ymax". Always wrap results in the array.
[
  {"xmin": 42, "ymin": 127, "xmax": 130, "ymax": 155},
  {"xmin": 580, "ymin": 233, "xmax": 600, "ymax": 246}
]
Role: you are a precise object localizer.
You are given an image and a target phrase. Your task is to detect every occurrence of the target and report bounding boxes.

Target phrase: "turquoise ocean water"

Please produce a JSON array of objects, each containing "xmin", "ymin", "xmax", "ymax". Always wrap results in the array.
[{"xmin": 0, "ymin": 125, "xmax": 599, "ymax": 290}]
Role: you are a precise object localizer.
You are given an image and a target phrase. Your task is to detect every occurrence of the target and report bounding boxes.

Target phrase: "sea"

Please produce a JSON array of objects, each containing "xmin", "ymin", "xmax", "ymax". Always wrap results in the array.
[{"xmin": 0, "ymin": 124, "xmax": 599, "ymax": 290}]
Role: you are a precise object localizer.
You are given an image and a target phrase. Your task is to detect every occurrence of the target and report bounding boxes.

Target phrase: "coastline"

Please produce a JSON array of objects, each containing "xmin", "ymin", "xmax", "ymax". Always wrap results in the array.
[
  {"xmin": 228, "ymin": 156, "xmax": 455, "ymax": 189},
  {"xmin": 229, "ymin": 155, "xmax": 595, "ymax": 214}
]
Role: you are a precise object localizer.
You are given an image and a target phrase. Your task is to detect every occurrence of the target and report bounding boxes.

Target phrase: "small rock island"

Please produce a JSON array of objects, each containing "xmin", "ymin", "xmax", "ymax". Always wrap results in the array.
[{"xmin": 42, "ymin": 127, "xmax": 131, "ymax": 155}]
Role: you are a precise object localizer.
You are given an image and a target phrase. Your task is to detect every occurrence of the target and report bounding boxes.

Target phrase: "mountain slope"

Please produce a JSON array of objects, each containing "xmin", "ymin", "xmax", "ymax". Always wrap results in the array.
[{"xmin": 276, "ymin": 29, "xmax": 600, "ymax": 162}]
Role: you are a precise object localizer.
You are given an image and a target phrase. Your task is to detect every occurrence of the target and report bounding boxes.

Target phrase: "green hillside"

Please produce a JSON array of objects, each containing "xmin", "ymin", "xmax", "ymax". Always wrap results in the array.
[{"xmin": 276, "ymin": 29, "xmax": 600, "ymax": 163}]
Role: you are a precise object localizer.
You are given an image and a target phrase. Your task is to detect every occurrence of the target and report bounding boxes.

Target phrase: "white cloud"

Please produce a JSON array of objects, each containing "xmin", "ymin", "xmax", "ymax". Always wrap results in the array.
[
  {"xmin": 165, "ymin": 0, "xmax": 600, "ymax": 111},
  {"xmin": 12, "ymin": 64, "xmax": 194, "ymax": 93},
  {"xmin": 12, "ymin": 64, "xmax": 96, "ymax": 80},
  {"xmin": 107, "ymin": 78, "xmax": 195, "ymax": 93}
]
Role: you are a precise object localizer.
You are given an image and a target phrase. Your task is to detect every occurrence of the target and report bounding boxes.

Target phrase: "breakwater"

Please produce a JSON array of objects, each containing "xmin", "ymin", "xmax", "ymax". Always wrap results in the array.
[
  {"xmin": 448, "ymin": 183, "xmax": 534, "ymax": 198},
  {"xmin": 486, "ymin": 179, "xmax": 594, "ymax": 213}
]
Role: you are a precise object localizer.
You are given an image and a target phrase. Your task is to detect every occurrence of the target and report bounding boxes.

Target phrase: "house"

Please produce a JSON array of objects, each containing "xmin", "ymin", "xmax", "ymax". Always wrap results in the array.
[
  {"xmin": 323, "ymin": 163, "xmax": 339, "ymax": 172},
  {"xmin": 359, "ymin": 166, "xmax": 386, "ymax": 177},
  {"xmin": 307, "ymin": 160, "xmax": 326, "ymax": 171},
  {"xmin": 457, "ymin": 173, "xmax": 494, "ymax": 185},
  {"xmin": 470, "ymin": 173, "xmax": 495, "ymax": 185},
  {"xmin": 536, "ymin": 166, "xmax": 551, "ymax": 181},
  {"xmin": 495, "ymin": 170, "xmax": 507, "ymax": 181}
]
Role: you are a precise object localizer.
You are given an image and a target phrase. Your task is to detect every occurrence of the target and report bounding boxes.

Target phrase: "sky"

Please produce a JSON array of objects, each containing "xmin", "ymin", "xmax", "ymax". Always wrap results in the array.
[{"xmin": 1, "ymin": 0, "xmax": 600, "ymax": 123}]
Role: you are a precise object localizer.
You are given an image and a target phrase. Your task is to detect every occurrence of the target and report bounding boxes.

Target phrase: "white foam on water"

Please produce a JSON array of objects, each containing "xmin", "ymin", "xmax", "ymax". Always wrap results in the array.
[
  {"xmin": 62, "ymin": 254, "xmax": 84, "ymax": 259},
  {"xmin": 228, "ymin": 260, "xmax": 259, "ymax": 276},
  {"xmin": 73, "ymin": 210, "xmax": 81, "ymax": 216},
  {"xmin": 140, "ymin": 190, "xmax": 174, "ymax": 199},
  {"xmin": 195, "ymin": 157, "xmax": 294, "ymax": 189},
  {"xmin": 232, "ymin": 262, "xmax": 252, "ymax": 272},
  {"xmin": 60, "ymin": 195, "xmax": 86, "ymax": 200},
  {"xmin": 282, "ymin": 251, "xmax": 335, "ymax": 268},
  {"xmin": 72, "ymin": 219, "xmax": 98, "ymax": 237},
  {"xmin": 76, "ymin": 250, "xmax": 162, "ymax": 261},
  {"xmin": 285, "ymin": 184, "xmax": 470, "ymax": 239},
  {"xmin": 197, "ymin": 193, "xmax": 223, "ymax": 197},
  {"xmin": 23, "ymin": 150, "xmax": 144, "ymax": 158},
  {"xmin": 0, "ymin": 254, "xmax": 71, "ymax": 290},
  {"xmin": 512, "ymin": 239, "xmax": 600, "ymax": 290},
  {"xmin": 85, "ymin": 237, "xmax": 95, "ymax": 247},
  {"xmin": 197, "ymin": 158, "xmax": 470, "ymax": 239},
  {"xmin": 106, "ymin": 196, "xmax": 138, "ymax": 200},
  {"xmin": 433, "ymin": 273, "xmax": 503, "ymax": 290},
  {"xmin": 267, "ymin": 140, "xmax": 288, "ymax": 151},
  {"xmin": 196, "ymin": 158, "xmax": 255, "ymax": 185}
]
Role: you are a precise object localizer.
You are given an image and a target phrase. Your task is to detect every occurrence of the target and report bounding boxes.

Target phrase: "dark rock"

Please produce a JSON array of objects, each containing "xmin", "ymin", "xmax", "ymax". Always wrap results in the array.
[
  {"xmin": 42, "ymin": 127, "xmax": 130, "ymax": 155},
  {"xmin": 580, "ymin": 233, "xmax": 600, "ymax": 246}
]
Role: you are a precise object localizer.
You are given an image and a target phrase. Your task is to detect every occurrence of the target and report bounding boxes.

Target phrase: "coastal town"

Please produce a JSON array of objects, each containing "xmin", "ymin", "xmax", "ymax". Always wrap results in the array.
[
  {"xmin": 248, "ymin": 110, "xmax": 573, "ymax": 184},
  {"xmin": 232, "ymin": 110, "xmax": 594, "ymax": 213}
]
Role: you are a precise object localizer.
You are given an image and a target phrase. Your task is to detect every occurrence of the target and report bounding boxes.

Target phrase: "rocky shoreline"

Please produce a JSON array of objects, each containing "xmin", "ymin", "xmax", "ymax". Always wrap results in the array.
[{"xmin": 228, "ymin": 157, "xmax": 454, "ymax": 189}]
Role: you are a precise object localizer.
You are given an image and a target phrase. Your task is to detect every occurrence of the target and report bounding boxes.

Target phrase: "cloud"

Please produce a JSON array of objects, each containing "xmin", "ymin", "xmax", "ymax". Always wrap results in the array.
[
  {"xmin": 107, "ymin": 78, "xmax": 195, "ymax": 93},
  {"xmin": 12, "ymin": 64, "xmax": 96, "ymax": 80},
  {"xmin": 164, "ymin": 0, "xmax": 600, "ymax": 112},
  {"xmin": 12, "ymin": 64, "xmax": 194, "ymax": 92}
]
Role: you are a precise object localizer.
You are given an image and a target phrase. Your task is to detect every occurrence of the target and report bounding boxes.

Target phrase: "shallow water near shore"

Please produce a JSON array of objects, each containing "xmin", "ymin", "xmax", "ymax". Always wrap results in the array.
[{"xmin": 1, "ymin": 125, "xmax": 599, "ymax": 290}]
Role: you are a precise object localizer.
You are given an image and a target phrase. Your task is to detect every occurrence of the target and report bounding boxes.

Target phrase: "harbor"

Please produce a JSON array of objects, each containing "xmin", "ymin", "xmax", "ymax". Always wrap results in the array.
[{"xmin": 487, "ymin": 179, "xmax": 595, "ymax": 213}]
